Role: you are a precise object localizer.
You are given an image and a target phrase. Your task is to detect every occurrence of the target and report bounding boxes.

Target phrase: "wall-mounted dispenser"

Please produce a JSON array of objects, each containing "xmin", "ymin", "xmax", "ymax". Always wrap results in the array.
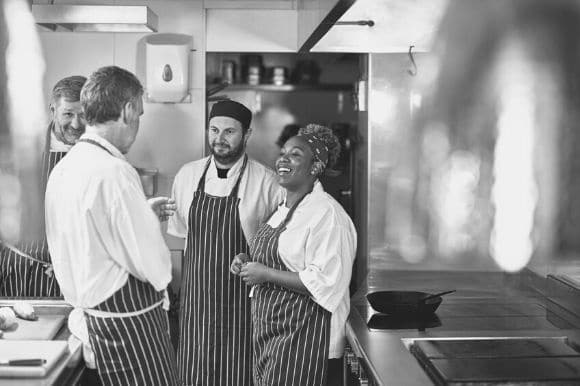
[{"xmin": 145, "ymin": 34, "xmax": 192, "ymax": 103}]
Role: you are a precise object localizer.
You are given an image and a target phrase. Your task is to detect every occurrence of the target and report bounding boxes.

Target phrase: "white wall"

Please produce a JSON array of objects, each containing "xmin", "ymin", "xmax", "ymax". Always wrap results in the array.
[
  {"xmin": 312, "ymin": 0, "xmax": 448, "ymax": 53},
  {"xmin": 37, "ymin": 1, "xmax": 206, "ymax": 255},
  {"xmin": 206, "ymin": 9, "xmax": 297, "ymax": 52}
]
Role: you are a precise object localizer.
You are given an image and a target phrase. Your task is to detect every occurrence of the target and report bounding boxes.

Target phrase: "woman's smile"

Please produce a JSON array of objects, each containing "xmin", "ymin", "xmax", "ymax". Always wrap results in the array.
[{"xmin": 276, "ymin": 163, "xmax": 292, "ymax": 175}]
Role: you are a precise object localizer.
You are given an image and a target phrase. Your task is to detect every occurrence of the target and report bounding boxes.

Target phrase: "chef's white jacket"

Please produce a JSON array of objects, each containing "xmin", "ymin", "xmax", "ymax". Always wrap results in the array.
[
  {"xmin": 266, "ymin": 180, "xmax": 357, "ymax": 358},
  {"xmin": 168, "ymin": 155, "xmax": 283, "ymax": 244},
  {"xmin": 49, "ymin": 129, "xmax": 73, "ymax": 152},
  {"xmin": 45, "ymin": 133, "xmax": 172, "ymax": 308}
]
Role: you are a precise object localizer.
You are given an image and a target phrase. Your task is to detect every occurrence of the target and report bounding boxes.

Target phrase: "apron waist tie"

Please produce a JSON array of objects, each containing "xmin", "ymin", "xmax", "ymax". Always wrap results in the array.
[
  {"xmin": 84, "ymin": 290, "xmax": 169, "ymax": 318},
  {"xmin": 84, "ymin": 299, "xmax": 163, "ymax": 318}
]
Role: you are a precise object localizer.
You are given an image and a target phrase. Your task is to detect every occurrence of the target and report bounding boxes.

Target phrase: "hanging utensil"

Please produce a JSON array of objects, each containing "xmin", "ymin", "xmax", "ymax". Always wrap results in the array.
[{"xmin": 407, "ymin": 45, "xmax": 418, "ymax": 76}]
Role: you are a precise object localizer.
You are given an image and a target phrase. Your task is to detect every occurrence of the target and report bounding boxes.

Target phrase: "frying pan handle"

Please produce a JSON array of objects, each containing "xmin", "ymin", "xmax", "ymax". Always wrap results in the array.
[{"xmin": 421, "ymin": 290, "xmax": 456, "ymax": 302}]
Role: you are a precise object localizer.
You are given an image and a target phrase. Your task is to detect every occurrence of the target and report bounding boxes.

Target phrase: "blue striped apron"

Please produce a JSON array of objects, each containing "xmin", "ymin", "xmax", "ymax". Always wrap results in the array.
[
  {"xmin": 85, "ymin": 275, "xmax": 179, "ymax": 386},
  {"xmin": 178, "ymin": 155, "xmax": 253, "ymax": 386},
  {"xmin": 0, "ymin": 123, "xmax": 65, "ymax": 297},
  {"xmin": 250, "ymin": 194, "xmax": 331, "ymax": 386}
]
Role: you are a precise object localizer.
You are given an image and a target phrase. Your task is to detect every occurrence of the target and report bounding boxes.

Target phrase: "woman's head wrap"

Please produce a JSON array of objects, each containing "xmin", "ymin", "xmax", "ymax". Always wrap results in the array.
[{"xmin": 296, "ymin": 132, "xmax": 329, "ymax": 167}]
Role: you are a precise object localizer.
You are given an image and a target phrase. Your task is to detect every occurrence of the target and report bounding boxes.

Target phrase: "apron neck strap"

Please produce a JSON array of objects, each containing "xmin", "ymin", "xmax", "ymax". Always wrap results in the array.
[
  {"xmin": 196, "ymin": 154, "xmax": 248, "ymax": 198},
  {"xmin": 77, "ymin": 138, "xmax": 114, "ymax": 156},
  {"xmin": 44, "ymin": 122, "xmax": 53, "ymax": 156},
  {"xmin": 230, "ymin": 155, "xmax": 248, "ymax": 197},
  {"xmin": 280, "ymin": 188, "xmax": 311, "ymax": 229},
  {"xmin": 41, "ymin": 122, "xmax": 54, "ymax": 192},
  {"xmin": 196, "ymin": 158, "xmax": 212, "ymax": 192}
]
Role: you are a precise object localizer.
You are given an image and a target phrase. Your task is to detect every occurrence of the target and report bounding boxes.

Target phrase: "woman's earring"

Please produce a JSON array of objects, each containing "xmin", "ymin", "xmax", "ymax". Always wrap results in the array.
[{"xmin": 311, "ymin": 163, "xmax": 320, "ymax": 175}]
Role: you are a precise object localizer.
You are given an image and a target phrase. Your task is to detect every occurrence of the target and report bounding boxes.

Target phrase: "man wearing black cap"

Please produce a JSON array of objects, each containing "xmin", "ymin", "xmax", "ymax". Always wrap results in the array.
[{"xmin": 169, "ymin": 100, "xmax": 283, "ymax": 386}]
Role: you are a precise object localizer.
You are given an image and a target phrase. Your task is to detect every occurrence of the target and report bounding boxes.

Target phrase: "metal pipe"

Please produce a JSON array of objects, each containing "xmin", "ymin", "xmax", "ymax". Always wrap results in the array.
[{"xmin": 335, "ymin": 20, "xmax": 375, "ymax": 27}]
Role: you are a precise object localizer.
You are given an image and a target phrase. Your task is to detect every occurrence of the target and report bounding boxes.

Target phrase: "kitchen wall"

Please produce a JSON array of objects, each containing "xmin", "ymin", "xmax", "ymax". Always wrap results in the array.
[
  {"xmin": 206, "ymin": 8, "xmax": 297, "ymax": 52},
  {"xmin": 36, "ymin": 0, "xmax": 206, "ymax": 289},
  {"xmin": 38, "ymin": 0, "xmax": 206, "ymax": 188},
  {"xmin": 36, "ymin": 1, "xmax": 205, "ymax": 257}
]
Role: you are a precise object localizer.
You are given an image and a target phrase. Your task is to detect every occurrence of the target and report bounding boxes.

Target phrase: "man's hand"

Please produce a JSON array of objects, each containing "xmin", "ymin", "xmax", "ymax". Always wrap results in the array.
[
  {"xmin": 239, "ymin": 262, "xmax": 270, "ymax": 285},
  {"xmin": 148, "ymin": 197, "xmax": 177, "ymax": 222},
  {"xmin": 230, "ymin": 253, "xmax": 249, "ymax": 275}
]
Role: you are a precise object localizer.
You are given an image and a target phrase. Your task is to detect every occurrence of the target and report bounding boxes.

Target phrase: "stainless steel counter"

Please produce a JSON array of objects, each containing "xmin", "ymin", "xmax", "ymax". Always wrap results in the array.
[
  {"xmin": 345, "ymin": 270, "xmax": 580, "ymax": 385},
  {"xmin": 0, "ymin": 299, "xmax": 84, "ymax": 386}
]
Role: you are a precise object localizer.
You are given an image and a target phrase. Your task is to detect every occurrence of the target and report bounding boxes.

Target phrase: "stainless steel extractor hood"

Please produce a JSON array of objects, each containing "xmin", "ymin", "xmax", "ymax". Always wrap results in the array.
[{"xmin": 31, "ymin": 5, "xmax": 158, "ymax": 33}]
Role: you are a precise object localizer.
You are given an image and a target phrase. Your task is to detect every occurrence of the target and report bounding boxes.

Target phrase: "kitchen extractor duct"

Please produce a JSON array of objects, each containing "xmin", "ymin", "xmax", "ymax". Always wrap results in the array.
[{"xmin": 31, "ymin": 5, "xmax": 158, "ymax": 33}]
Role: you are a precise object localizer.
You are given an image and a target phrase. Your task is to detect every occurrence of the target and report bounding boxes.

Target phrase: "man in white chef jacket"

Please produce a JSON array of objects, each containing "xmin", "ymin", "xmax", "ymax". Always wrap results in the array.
[
  {"xmin": 0, "ymin": 75, "xmax": 87, "ymax": 298},
  {"xmin": 45, "ymin": 66, "xmax": 178, "ymax": 386},
  {"xmin": 169, "ymin": 100, "xmax": 283, "ymax": 385}
]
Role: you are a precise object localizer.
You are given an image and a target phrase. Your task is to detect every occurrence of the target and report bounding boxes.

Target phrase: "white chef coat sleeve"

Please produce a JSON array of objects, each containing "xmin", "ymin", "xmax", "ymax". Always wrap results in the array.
[
  {"xmin": 109, "ymin": 181, "xmax": 172, "ymax": 292},
  {"xmin": 167, "ymin": 167, "xmax": 188, "ymax": 238},
  {"xmin": 298, "ymin": 210, "xmax": 356, "ymax": 313}
]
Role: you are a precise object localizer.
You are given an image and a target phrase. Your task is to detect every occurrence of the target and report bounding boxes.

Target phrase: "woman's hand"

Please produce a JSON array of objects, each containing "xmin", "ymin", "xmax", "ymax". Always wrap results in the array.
[
  {"xmin": 230, "ymin": 253, "xmax": 249, "ymax": 275},
  {"xmin": 240, "ymin": 262, "xmax": 270, "ymax": 285}
]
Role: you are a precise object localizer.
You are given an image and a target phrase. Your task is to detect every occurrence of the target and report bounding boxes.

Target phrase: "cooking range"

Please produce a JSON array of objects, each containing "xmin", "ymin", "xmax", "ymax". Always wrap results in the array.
[
  {"xmin": 356, "ymin": 300, "xmax": 576, "ymax": 332},
  {"xmin": 356, "ymin": 297, "xmax": 580, "ymax": 384},
  {"xmin": 409, "ymin": 337, "xmax": 580, "ymax": 385}
]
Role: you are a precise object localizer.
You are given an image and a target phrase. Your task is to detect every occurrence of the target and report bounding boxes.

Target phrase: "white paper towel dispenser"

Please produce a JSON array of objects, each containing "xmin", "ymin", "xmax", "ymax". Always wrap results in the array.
[{"xmin": 145, "ymin": 34, "xmax": 192, "ymax": 103}]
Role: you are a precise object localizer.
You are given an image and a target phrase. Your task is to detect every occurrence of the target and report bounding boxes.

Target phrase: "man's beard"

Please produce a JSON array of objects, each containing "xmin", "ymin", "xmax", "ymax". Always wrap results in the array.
[
  {"xmin": 54, "ymin": 122, "xmax": 84, "ymax": 146},
  {"xmin": 210, "ymin": 140, "xmax": 245, "ymax": 165}
]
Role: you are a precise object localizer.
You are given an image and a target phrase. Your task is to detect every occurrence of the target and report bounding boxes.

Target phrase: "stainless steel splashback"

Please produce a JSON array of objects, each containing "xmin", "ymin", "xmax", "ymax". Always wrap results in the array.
[
  {"xmin": 367, "ymin": 53, "xmax": 478, "ymax": 271},
  {"xmin": 366, "ymin": 52, "xmax": 520, "ymax": 272},
  {"xmin": 365, "ymin": 44, "xmax": 580, "ymax": 275}
]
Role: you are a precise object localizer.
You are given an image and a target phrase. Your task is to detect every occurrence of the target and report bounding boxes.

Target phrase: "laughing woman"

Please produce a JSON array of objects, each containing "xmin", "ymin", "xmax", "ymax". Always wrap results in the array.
[{"xmin": 231, "ymin": 124, "xmax": 357, "ymax": 386}]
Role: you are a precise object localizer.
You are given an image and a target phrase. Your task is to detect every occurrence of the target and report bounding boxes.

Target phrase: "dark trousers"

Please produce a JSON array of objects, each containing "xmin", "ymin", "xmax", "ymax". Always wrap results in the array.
[
  {"xmin": 79, "ymin": 368, "xmax": 102, "ymax": 386},
  {"xmin": 326, "ymin": 358, "xmax": 344, "ymax": 386}
]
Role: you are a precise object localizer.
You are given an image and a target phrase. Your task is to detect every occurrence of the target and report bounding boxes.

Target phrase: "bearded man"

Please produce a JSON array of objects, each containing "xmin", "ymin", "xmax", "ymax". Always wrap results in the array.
[
  {"xmin": 0, "ymin": 75, "xmax": 86, "ymax": 297},
  {"xmin": 168, "ymin": 100, "xmax": 283, "ymax": 386}
]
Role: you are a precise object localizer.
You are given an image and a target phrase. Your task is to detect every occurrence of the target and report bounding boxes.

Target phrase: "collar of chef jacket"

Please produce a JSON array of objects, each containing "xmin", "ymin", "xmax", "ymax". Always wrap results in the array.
[
  {"xmin": 204, "ymin": 154, "xmax": 246, "ymax": 182},
  {"xmin": 78, "ymin": 133, "xmax": 126, "ymax": 160}
]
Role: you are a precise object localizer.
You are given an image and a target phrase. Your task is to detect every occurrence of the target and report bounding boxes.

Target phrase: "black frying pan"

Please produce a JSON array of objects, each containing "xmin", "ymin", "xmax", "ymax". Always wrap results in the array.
[
  {"xmin": 367, "ymin": 313, "xmax": 442, "ymax": 331},
  {"xmin": 366, "ymin": 290, "xmax": 454, "ymax": 316}
]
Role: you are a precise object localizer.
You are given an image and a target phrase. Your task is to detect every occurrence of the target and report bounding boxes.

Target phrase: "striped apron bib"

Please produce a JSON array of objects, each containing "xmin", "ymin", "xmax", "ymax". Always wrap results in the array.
[
  {"xmin": 0, "ymin": 123, "xmax": 65, "ymax": 297},
  {"xmin": 0, "ymin": 249, "xmax": 27, "ymax": 297},
  {"xmin": 250, "ymin": 195, "xmax": 331, "ymax": 386},
  {"xmin": 85, "ymin": 275, "xmax": 179, "ymax": 386},
  {"xmin": 178, "ymin": 155, "xmax": 253, "ymax": 386}
]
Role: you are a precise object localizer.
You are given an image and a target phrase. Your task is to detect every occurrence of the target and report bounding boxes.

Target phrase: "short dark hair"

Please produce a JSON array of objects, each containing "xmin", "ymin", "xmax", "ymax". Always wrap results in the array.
[
  {"xmin": 81, "ymin": 66, "xmax": 143, "ymax": 126},
  {"xmin": 50, "ymin": 75, "xmax": 86, "ymax": 106},
  {"xmin": 276, "ymin": 123, "xmax": 300, "ymax": 148}
]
